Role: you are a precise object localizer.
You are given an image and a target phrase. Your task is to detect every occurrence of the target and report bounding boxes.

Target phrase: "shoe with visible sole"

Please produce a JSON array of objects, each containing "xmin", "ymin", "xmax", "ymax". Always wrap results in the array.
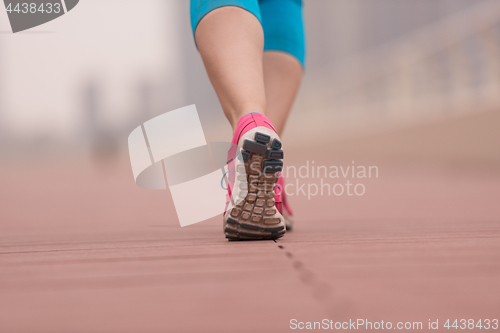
[{"xmin": 223, "ymin": 113, "xmax": 286, "ymax": 240}]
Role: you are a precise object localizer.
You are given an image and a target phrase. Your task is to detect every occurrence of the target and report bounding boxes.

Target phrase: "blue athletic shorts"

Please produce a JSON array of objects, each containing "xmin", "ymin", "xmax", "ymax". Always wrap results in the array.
[{"xmin": 190, "ymin": 0, "xmax": 306, "ymax": 67}]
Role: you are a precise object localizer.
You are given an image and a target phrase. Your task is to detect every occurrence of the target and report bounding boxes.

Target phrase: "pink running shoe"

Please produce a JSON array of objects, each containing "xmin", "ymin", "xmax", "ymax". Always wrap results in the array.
[{"xmin": 223, "ymin": 113, "xmax": 286, "ymax": 240}]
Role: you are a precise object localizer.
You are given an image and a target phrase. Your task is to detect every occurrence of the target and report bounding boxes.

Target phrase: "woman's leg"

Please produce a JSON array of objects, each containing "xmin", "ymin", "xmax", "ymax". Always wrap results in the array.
[
  {"xmin": 259, "ymin": 0, "xmax": 305, "ymax": 137},
  {"xmin": 263, "ymin": 51, "xmax": 303, "ymax": 136},
  {"xmin": 194, "ymin": 6, "xmax": 266, "ymax": 130}
]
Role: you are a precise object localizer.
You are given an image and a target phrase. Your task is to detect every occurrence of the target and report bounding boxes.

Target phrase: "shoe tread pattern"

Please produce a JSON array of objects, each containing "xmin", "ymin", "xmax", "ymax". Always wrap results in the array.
[{"xmin": 225, "ymin": 132, "xmax": 285, "ymax": 240}]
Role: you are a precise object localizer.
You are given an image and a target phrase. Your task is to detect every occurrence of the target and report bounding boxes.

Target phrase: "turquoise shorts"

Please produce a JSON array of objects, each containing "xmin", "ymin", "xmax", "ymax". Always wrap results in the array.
[{"xmin": 190, "ymin": 0, "xmax": 306, "ymax": 67}]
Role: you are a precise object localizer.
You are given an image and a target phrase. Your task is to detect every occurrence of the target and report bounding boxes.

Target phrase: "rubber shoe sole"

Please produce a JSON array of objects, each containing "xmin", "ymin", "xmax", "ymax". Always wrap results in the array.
[{"xmin": 224, "ymin": 131, "xmax": 285, "ymax": 240}]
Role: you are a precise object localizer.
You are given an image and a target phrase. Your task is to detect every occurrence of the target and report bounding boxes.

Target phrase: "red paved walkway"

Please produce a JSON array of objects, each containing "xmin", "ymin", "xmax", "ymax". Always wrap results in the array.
[{"xmin": 0, "ymin": 150, "xmax": 499, "ymax": 332}]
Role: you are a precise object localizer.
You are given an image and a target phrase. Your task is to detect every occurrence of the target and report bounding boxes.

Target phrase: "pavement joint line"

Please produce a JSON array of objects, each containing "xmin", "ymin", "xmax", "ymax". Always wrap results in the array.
[
  {"xmin": 273, "ymin": 240, "xmax": 353, "ymax": 314},
  {"xmin": 0, "ymin": 252, "xmax": 266, "ymax": 266},
  {"xmin": 0, "ymin": 237, "xmax": 221, "ymax": 248},
  {"xmin": 0, "ymin": 245, "xmax": 215, "ymax": 255},
  {"xmin": 0, "ymin": 241, "xmax": 237, "ymax": 254}
]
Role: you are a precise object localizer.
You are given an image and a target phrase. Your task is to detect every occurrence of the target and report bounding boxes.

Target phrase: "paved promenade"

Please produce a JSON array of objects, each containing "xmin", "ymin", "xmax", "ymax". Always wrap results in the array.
[{"xmin": 1, "ymin": 149, "xmax": 499, "ymax": 332}]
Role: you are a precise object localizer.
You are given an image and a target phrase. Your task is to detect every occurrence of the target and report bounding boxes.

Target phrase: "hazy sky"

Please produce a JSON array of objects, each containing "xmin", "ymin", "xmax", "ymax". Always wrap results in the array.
[
  {"xmin": 0, "ymin": 0, "xmax": 180, "ymax": 139},
  {"xmin": 0, "ymin": 0, "xmax": 491, "ymax": 142}
]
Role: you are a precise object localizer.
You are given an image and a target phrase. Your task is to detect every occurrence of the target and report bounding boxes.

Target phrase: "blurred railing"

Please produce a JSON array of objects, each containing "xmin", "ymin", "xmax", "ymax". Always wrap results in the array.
[{"xmin": 301, "ymin": 0, "xmax": 500, "ymax": 131}]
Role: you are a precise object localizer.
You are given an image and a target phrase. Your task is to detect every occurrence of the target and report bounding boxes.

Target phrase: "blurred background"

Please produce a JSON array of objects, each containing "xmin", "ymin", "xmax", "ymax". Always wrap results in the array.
[
  {"xmin": 1, "ymin": 0, "xmax": 499, "ymax": 163},
  {"xmin": 1, "ymin": 0, "xmax": 500, "ymax": 255},
  {"xmin": 1, "ymin": 1, "xmax": 500, "ymax": 332}
]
